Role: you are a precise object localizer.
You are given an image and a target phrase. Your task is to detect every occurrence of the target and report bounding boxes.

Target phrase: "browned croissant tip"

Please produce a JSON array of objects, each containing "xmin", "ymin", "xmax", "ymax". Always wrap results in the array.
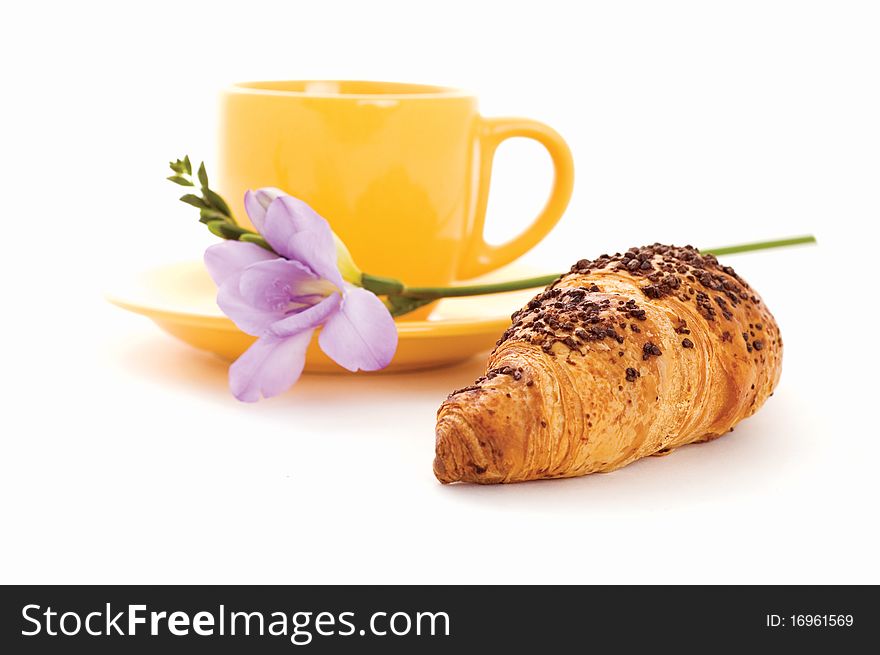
[
  {"xmin": 432, "ymin": 456, "xmax": 453, "ymax": 484},
  {"xmin": 433, "ymin": 418, "xmax": 460, "ymax": 483},
  {"xmin": 435, "ymin": 406, "xmax": 512, "ymax": 484},
  {"xmin": 433, "ymin": 427, "xmax": 450, "ymax": 482}
]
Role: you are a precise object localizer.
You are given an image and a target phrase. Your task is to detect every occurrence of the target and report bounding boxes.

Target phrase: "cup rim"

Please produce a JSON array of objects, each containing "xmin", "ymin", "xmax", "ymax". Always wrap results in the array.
[{"xmin": 226, "ymin": 79, "xmax": 474, "ymax": 100}]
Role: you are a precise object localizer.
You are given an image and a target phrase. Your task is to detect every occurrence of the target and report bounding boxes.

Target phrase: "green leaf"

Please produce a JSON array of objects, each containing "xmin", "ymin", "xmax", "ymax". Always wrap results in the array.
[
  {"xmin": 197, "ymin": 162, "xmax": 209, "ymax": 189},
  {"xmin": 179, "ymin": 194, "xmax": 210, "ymax": 210},
  {"xmin": 167, "ymin": 175, "xmax": 194, "ymax": 186},
  {"xmin": 169, "ymin": 156, "xmax": 193, "ymax": 176},
  {"xmin": 203, "ymin": 188, "xmax": 232, "ymax": 217},
  {"xmin": 205, "ymin": 221, "xmax": 248, "ymax": 240},
  {"xmin": 240, "ymin": 233, "xmax": 275, "ymax": 252},
  {"xmin": 221, "ymin": 222, "xmax": 248, "ymax": 237},
  {"xmin": 206, "ymin": 220, "xmax": 230, "ymax": 239},
  {"xmin": 387, "ymin": 295, "xmax": 436, "ymax": 317},
  {"xmin": 198, "ymin": 208, "xmax": 231, "ymax": 224}
]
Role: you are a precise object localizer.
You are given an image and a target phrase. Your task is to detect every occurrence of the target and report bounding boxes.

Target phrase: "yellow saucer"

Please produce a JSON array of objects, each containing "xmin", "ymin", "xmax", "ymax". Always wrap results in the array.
[{"xmin": 107, "ymin": 262, "xmax": 541, "ymax": 373}]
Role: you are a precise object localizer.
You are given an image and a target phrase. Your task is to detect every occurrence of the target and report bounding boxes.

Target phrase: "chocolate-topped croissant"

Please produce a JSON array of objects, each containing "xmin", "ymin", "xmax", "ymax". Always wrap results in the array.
[{"xmin": 434, "ymin": 244, "xmax": 782, "ymax": 484}]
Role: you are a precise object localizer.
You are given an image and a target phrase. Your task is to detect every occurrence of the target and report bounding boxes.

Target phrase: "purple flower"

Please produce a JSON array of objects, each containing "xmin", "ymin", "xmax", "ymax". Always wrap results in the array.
[{"xmin": 204, "ymin": 189, "xmax": 398, "ymax": 402}]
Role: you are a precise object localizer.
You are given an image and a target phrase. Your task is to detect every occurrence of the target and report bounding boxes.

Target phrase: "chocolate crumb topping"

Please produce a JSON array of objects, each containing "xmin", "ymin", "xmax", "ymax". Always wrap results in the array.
[
  {"xmin": 494, "ymin": 282, "xmax": 635, "ymax": 353},
  {"xmin": 642, "ymin": 342, "xmax": 662, "ymax": 359},
  {"xmin": 563, "ymin": 336, "xmax": 580, "ymax": 351},
  {"xmin": 568, "ymin": 244, "xmax": 755, "ymax": 323},
  {"xmin": 450, "ymin": 244, "xmax": 774, "ymax": 400},
  {"xmin": 448, "ymin": 365, "xmax": 527, "ymax": 398}
]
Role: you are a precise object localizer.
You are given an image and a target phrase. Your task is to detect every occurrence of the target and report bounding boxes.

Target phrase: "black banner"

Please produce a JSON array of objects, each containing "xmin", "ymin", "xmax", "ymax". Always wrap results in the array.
[{"xmin": 1, "ymin": 585, "xmax": 875, "ymax": 652}]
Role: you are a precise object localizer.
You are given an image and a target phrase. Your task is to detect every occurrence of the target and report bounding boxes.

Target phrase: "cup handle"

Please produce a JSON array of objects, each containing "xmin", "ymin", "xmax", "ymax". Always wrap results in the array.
[{"xmin": 457, "ymin": 116, "xmax": 575, "ymax": 280}]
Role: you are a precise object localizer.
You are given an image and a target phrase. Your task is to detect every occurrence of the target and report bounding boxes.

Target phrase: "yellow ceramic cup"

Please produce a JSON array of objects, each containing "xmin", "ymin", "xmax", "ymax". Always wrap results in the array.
[{"xmin": 219, "ymin": 80, "xmax": 574, "ymax": 287}]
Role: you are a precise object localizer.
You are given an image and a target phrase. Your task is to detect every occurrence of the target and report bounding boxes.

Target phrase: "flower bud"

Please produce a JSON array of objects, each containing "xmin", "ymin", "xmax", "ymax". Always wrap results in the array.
[
  {"xmin": 245, "ymin": 187, "xmax": 364, "ymax": 284},
  {"xmin": 244, "ymin": 187, "xmax": 285, "ymax": 229},
  {"xmin": 252, "ymin": 187, "xmax": 284, "ymax": 211}
]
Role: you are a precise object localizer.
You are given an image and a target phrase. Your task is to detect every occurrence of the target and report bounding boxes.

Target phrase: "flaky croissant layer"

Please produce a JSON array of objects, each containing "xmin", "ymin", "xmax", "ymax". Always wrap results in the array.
[{"xmin": 434, "ymin": 244, "xmax": 782, "ymax": 484}]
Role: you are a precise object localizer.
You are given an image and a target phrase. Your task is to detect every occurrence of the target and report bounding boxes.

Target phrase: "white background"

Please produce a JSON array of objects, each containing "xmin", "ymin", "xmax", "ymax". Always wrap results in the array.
[{"xmin": 1, "ymin": 0, "xmax": 878, "ymax": 583}]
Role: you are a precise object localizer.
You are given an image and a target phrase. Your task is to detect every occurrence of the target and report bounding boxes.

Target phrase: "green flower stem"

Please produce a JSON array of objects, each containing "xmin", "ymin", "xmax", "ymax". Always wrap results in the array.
[
  {"xmin": 389, "ymin": 235, "xmax": 817, "ymax": 301},
  {"xmin": 400, "ymin": 274, "xmax": 561, "ymax": 299},
  {"xmin": 701, "ymin": 234, "xmax": 816, "ymax": 256}
]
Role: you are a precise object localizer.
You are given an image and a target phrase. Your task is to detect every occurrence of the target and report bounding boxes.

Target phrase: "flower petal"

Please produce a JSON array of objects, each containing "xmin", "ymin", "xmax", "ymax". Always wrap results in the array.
[
  {"xmin": 262, "ymin": 196, "xmax": 344, "ymax": 287},
  {"xmin": 244, "ymin": 187, "xmax": 285, "ymax": 234},
  {"xmin": 204, "ymin": 241, "xmax": 277, "ymax": 286},
  {"xmin": 229, "ymin": 332, "xmax": 313, "ymax": 402},
  {"xmin": 216, "ymin": 272, "xmax": 283, "ymax": 336},
  {"xmin": 237, "ymin": 258, "xmax": 324, "ymax": 312},
  {"xmin": 318, "ymin": 286, "xmax": 398, "ymax": 371},
  {"xmin": 268, "ymin": 293, "xmax": 341, "ymax": 338}
]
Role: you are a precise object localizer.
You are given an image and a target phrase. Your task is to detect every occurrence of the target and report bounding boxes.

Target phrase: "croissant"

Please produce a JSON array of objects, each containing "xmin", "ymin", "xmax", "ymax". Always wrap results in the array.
[{"xmin": 434, "ymin": 244, "xmax": 782, "ymax": 484}]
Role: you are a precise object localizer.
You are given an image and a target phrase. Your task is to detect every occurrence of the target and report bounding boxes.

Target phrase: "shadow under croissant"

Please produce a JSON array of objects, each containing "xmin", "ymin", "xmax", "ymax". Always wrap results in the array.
[
  {"xmin": 435, "ymin": 393, "xmax": 807, "ymax": 509},
  {"xmin": 437, "ymin": 450, "xmax": 716, "ymax": 511}
]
